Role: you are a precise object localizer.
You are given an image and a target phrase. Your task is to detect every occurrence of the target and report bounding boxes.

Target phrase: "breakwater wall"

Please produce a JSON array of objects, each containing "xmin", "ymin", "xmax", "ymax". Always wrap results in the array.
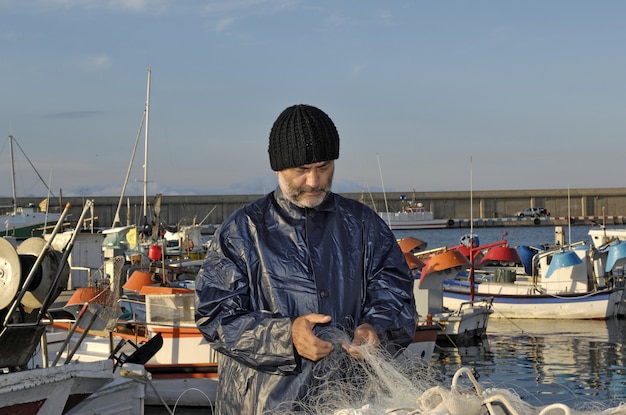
[{"xmin": 3, "ymin": 187, "xmax": 626, "ymax": 229}]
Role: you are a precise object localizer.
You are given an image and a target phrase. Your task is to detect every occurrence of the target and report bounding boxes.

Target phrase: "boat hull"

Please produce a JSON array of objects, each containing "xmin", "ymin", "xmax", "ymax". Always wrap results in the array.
[
  {"xmin": 434, "ymin": 304, "xmax": 493, "ymax": 344},
  {"xmin": 400, "ymin": 324, "xmax": 440, "ymax": 362},
  {"xmin": 443, "ymin": 287, "xmax": 624, "ymax": 320},
  {"xmin": 379, "ymin": 212, "xmax": 450, "ymax": 230},
  {"xmin": 0, "ymin": 215, "xmax": 62, "ymax": 238},
  {"xmin": 0, "ymin": 360, "xmax": 123, "ymax": 415}
]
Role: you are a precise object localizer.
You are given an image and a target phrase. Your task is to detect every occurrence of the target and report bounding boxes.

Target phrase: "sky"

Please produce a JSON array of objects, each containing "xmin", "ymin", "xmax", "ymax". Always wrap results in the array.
[{"xmin": 1, "ymin": 1, "xmax": 626, "ymax": 199}]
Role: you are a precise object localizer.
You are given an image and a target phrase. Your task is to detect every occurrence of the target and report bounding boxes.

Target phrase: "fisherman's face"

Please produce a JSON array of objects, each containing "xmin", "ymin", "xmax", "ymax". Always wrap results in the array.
[{"xmin": 277, "ymin": 160, "xmax": 334, "ymax": 208}]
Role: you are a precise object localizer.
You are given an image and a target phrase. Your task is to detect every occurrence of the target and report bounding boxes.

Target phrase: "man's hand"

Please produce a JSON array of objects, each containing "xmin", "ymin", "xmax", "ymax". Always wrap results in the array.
[
  {"xmin": 342, "ymin": 323, "xmax": 380, "ymax": 359},
  {"xmin": 292, "ymin": 314, "xmax": 333, "ymax": 361}
]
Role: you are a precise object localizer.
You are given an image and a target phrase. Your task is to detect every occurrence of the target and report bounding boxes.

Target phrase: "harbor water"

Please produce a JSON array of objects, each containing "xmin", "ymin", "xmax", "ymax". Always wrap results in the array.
[{"xmin": 396, "ymin": 225, "xmax": 626, "ymax": 410}]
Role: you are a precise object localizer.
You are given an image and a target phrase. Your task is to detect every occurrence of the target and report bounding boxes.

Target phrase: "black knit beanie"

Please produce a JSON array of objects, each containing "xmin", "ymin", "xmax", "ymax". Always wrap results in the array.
[{"xmin": 268, "ymin": 104, "xmax": 340, "ymax": 171}]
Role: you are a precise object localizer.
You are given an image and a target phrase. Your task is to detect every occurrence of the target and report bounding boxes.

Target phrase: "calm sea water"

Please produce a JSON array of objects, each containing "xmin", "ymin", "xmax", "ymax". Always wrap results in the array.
[
  {"xmin": 397, "ymin": 225, "xmax": 626, "ymax": 411},
  {"xmin": 393, "ymin": 224, "xmax": 605, "ymax": 250}
]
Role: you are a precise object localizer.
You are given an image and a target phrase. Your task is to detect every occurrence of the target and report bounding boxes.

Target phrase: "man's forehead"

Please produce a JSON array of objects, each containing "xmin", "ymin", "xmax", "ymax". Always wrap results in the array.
[{"xmin": 300, "ymin": 160, "xmax": 333, "ymax": 169}]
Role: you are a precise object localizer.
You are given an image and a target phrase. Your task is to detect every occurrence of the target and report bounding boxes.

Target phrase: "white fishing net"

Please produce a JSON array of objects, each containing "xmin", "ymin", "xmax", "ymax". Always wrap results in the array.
[
  {"xmin": 271, "ymin": 328, "xmax": 626, "ymax": 415},
  {"xmin": 81, "ymin": 255, "xmax": 125, "ymax": 331}
]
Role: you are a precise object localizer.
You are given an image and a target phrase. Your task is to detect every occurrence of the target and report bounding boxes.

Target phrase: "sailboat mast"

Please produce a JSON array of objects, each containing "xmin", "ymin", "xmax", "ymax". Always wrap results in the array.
[
  {"xmin": 9, "ymin": 135, "xmax": 16, "ymax": 212},
  {"xmin": 469, "ymin": 156, "xmax": 475, "ymax": 301},
  {"xmin": 143, "ymin": 67, "xmax": 151, "ymax": 219}
]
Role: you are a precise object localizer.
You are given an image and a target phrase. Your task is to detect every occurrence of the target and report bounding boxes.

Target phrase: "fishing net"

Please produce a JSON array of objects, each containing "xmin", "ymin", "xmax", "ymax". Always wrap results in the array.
[
  {"xmin": 93, "ymin": 255, "xmax": 125, "ymax": 331},
  {"xmin": 270, "ymin": 328, "xmax": 626, "ymax": 415},
  {"xmin": 66, "ymin": 255, "xmax": 125, "ymax": 332}
]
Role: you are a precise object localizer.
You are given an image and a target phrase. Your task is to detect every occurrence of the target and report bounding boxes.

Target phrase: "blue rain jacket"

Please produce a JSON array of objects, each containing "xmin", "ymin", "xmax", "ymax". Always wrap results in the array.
[{"xmin": 195, "ymin": 188, "xmax": 416, "ymax": 415}]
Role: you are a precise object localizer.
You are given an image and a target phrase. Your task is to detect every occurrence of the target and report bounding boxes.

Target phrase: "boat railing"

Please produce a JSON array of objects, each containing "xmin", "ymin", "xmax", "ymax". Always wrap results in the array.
[
  {"xmin": 457, "ymin": 296, "xmax": 494, "ymax": 312},
  {"xmin": 530, "ymin": 240, "xmax": 589, "ymax": 279}
]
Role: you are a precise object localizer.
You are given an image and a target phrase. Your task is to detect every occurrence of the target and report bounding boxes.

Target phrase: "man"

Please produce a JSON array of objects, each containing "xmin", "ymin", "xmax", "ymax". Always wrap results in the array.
[{"xmin": 195, "ymin": 104, "xmax": 416, "ymax": 414}]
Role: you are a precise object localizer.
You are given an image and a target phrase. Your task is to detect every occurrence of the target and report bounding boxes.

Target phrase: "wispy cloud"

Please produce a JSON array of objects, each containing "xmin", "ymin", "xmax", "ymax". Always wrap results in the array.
[
  {"xmin": 349, "ymin": 64, "xmax": 368, "ymax": 79},
  {"xmin": 74, "ymin": 54, "xmax": 112, "ymax": 71},
  {"xmin": 201, "ymin": 0, "xmax": 298, "ymax": 15},
  {"xmin": 44, "ymin": 110, "xmax": 107, "ymax": 119},
  {"xmin": 0, "ymin": 31, "xmax": 18, "ymax": 41},
  {"xmin": 0, "ymin": 0, "xmax": 172, "ymax": 13},
  {"xmin": 214, "ymin": 17, "xmax": 236, "ymax": 32}
]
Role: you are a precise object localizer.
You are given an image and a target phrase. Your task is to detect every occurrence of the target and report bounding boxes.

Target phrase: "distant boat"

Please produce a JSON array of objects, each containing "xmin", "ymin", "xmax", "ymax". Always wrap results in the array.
[
  {"xmin": 0, "ymin": 202, "xmax": 62, "ymax": 238},
  {"xmin": 0, "ymin": 134, "xmax": 62, "ymax": 238},
  {"xmin": 379, "ymin": 195, "xmax": 450, "ymax": 230}
]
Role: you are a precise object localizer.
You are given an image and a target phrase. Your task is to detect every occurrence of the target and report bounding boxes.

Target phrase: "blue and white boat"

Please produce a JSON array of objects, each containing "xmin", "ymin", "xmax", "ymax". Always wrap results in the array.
[{"xmin": 442, "ymin": 238, "xmax": 626, "ymax": 320}]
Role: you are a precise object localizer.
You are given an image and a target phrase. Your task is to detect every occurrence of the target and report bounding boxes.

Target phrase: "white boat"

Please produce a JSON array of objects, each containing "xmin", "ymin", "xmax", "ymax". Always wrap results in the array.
[
  {"xmin": 399, "ymin": 237, "xmax": 493, "ymax": 344},
  {"xmin": 120, "ymin": 282, "xmax": 219, "ymax": 408},
  {"xmin": 0, "ymin": 204, "xmax": 146, "ymax": 414},
  {"xmin": 379, "ymin": 200, "xmax": 450, "ymax": 230},
  {"xmin": 588, "ymin": 225, "xmax": 626, "ymax": 248},
  {"xmin": 49, "ymin": 256, "xmax": 219, "ymax": 410},
  {"xmin": 414, "ymin": 250, "xmax": 493, "ymax": 344},
  {"xmin": 370, "ymin": 191, "xmax": 449, "ymax": 230},
  {"xmin": 0, "ymin": 134, "xmax": 62, "ymax": 238},
  {"xmin": 442, "ymin": 237, "xmax": 626, "ymax": 320},
  {"xmin": 52, "ymin": 292, "xmax": 218, "ymax": 410}
]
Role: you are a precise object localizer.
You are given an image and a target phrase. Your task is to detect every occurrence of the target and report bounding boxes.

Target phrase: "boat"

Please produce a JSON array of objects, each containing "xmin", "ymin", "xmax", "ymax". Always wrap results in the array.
[
  {"xmin": 104, "ymin": 68, "xmax": 160, "ymax": 262},
  {"xmin": 0, "ymin": 202, "xmax": 147, "ymax": 414},
  {"xmin": 379, "ymin": 195, "xmax": 450, "ymax": 230},
  {"xmin": 398, "ymin": 238, "xmax": 493, "ymax": 345},
  {"xmin": 0, "ymin": 359, "xmax": 146, "ymax": 415},
  {"xmin": 413, "ymin": 249, "xmax": 493, "ymax": 344},
  {"xmin": 400, "ymin": 323, "xmax": 440, "ymax": 362},
  {"xmin": 51, "ymin": 279, "xmax": 219, "ymax": 410},
  {"xmin": 454, "ymin": 232, "xmax": 523, "ymax": 269},
  {"xmin": 442, "ymin": 229, "xmax": 626, "ymax": 320},
  {"xmin": 37, "ymin": 69, "xmax": 217, "ymax": 411},
  {"xmin": 103, "ymin": 70, "xmax": 212, "ymax": 263},
  {"xmin": 589, "ymin": 225, "xmax": 626, "ymax": 248},
  {"xmin": 162, "ymin": 222, "xmax": 210, "ymax": 260},
  {"xmin": 48, "ymin": 236, "xmax": 219, "ymax": 410},
  {"xmin": 0, "ymin": 134, "xmax": 63, "ymax": 238}
]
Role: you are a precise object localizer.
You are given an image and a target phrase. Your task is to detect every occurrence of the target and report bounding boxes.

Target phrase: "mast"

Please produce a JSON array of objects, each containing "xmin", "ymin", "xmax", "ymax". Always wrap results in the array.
[
  {"xmin": 469, "ymin": 156, "xmax": 475, "ymax": 301},
  {"xmin": 143, "ymin": 67, "xmax": 151, "ymax": 220},
  {"xmin": 9, "ymin": 135, "xmax": 16, "ymax": 213}
]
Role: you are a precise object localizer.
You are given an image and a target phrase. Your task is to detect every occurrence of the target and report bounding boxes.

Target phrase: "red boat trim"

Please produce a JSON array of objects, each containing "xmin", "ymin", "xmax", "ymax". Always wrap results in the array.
[{"xmin": 145, "ymin": 363, "xmax": 219, "ymax": 379}]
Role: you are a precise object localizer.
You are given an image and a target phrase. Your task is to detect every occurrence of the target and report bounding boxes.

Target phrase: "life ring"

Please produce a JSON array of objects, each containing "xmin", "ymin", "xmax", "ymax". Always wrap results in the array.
[{"xmin": 447, "ymin": 219, "xmax": 455, "ymax": 227}]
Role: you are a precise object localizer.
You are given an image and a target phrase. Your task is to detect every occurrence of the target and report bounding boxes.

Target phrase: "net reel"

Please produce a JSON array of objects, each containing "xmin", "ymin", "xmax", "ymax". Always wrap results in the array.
[{"xmin": 0, "ymin": 237, "xmax": 69, "ymax": 313}]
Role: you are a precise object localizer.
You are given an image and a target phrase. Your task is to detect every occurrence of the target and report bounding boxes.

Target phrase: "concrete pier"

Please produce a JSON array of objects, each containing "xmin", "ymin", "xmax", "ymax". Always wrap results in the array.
[{"xmin": 2, "ymin": 187, "xmax": 626, "ymax": 230}]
